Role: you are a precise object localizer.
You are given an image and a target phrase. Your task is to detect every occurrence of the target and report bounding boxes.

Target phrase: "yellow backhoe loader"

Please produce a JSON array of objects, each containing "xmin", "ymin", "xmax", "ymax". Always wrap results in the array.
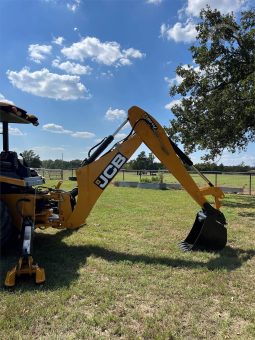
[{"xmin": 0, "ymin": 102, "xmax": 227, "ymax": 287}]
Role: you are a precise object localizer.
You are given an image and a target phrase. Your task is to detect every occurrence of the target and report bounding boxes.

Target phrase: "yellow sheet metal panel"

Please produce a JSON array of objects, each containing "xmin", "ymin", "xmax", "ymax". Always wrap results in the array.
[
  {"xmin": 65, "ymin": 133, "xmax": 142, "ymax": 228},
  {"xmin": 0, "ymin": 175, "xmax": 26, "ymax": 186}
]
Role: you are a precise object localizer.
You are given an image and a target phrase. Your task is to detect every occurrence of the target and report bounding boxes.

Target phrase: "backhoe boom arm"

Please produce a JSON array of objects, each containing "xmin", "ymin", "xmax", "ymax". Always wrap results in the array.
[{"xmin": 64, "ymin": 106, "xmax": 224, "ymax": 229}]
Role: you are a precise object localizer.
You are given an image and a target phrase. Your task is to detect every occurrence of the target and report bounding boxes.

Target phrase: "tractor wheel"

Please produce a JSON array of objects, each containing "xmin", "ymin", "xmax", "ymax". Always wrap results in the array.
[{"xmin": 0, "ymin": 200, "xmax": 14, "ymax": 252}]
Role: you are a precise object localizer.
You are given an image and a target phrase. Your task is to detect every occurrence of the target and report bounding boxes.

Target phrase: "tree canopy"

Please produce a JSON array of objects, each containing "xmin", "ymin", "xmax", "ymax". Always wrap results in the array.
[
  {"xmin": 127, "ymin": 151, "xmax": 164, "ymax": 170},
  {"xmin": 167, "ymin": 8, "xmax": 255, "ymax": 160},
  {"xmin": 22, "ymin": 150, "xmax": 42, "ymax": 168}
]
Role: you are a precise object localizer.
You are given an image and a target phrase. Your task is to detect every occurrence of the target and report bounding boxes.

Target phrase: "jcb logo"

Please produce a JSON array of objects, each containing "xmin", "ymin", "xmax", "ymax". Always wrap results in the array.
[
  {"xmin": 144, "ymin": 113, "xmax": 157, "ymax": 131},
  {"xmin": 94, "ymin": 153, "xmax": 127, "ymax": 190}
]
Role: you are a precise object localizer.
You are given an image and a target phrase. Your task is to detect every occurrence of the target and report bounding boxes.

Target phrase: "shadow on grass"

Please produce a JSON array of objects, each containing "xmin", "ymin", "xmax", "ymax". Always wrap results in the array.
[
  {"xmin": 1, "ymin": 229, "xmax": 254, "ymax": 291},
  {"xmin": 223, "ymin": 195, "xmax": 255, "ymax": 209},
  {"xmin": 238, "ymin": 211, "xmax": 255, "ymax": 219}
]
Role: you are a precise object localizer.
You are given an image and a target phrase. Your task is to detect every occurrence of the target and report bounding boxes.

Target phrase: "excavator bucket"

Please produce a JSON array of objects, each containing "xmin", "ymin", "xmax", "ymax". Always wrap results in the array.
[{"xmin": 180, "ymin": 210, "xmax": 227, "ymax": 252}]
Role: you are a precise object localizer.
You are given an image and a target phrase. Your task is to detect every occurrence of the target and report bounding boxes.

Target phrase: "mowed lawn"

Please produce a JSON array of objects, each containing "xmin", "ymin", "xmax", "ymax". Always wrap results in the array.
[{"xmin": 0, "ymin": 183, "xmax": 254, "ymax": 339}]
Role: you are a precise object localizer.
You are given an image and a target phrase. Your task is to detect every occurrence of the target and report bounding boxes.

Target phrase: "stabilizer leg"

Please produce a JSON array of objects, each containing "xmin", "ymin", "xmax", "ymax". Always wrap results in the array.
[
  {"xmin": 4, "ymin": 221, "xmax": 45, "ymax": 287},
  {"xmin": 4, "ymin": 256, "xmax": 45, "ymax": 287}
]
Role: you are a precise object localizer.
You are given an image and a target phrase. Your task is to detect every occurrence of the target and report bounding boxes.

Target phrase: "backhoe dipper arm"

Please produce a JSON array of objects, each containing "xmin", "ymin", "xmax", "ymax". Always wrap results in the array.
[
  {"xmin": 64, "ymin": 106, "xmax": 225, "ymax": 230},
  {"xmin": 128, "ymin": 106, "xmax": 224, "ymax": 210},
  {"xmin": 127, "ymin": 107, "xmax": 226, "ymax": 252}
]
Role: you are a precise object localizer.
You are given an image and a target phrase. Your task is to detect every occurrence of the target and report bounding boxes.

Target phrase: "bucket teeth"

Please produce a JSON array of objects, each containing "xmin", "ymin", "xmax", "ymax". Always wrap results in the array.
[{"xmin": 179, "ymin": 241, "xmax": 193, "ymax": 252}]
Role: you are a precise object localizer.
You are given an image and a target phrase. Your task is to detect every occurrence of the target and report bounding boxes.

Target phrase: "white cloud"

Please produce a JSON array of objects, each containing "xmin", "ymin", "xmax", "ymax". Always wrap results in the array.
[
  {"xmin": 43, "ymin": 123, "xmax": 95, "ymax": 139},
  {"xmin": 185, "ymin": 0, "xmax": 245, "ymax": 17},
  {"xmin": 121, "ymin": 122, "xmax": 131, "ymax": 130},
  {"xmin": 52, "ymin": 59, "xmax": 92, "ymax": 75},
  {"xmin": 165, "ymin": 99, "xmax": 183, "ymax": 110},
  {"xmin": 146, "ymin": 0, "xmax": 163, "ymax": 4},
  {"xmin": 71, "ymin": 131, "xmax": 95, "ymax": 138},
  {"xmin": 52, "ymin": 36, "xmax": 65, "ymax": 46},
  {"xmin": 67, "ymin": 0, "xmax": 81, "ymax": 12},
  {"xmin": 0, "ymin": 93, "xmax": 15, "ymax": 105},
  {"xmin": 61, "ymin": 36, "xmax": 145, "ymax": 66},
  {"xmin": 0, "ymin": 125, "xmax": 26, "ymax": 136},
  {"xmin": 219, "ymin": 152, "xmax": 255, "ymax": 166},
  {"xmin": 164, "ymin": 75, "xmax": 183, "ymax": 87},
  {"xmin": 105, "ymin": 107, "xmax": 127, "ymax": 121},
  {"xmin": 99, "ymin": 70, "xmax": 114, "ymax": 79},
  {"xmin": 7, "ymin": 68, "xmax": 90, "ymax": 100},
  {"xmin": 28, "ymin": 44, "xmax": 52, "ymax": 63},
  {"xmin": 119, "ymin": 48, "xmax": 145, "ymax": 66},
  {"xmin": 160, "ymin": 21, "xmax": 197, "ymax": 43},
  {"xmin": 161, "ymin": 0, "xmax": 245, "ymax": 44},
  {"xmin": 10, "ymin": 127, "xmax": 26, "ymax": 136},
  {"xmin": 192, "ymin": 148, "xmax": 255, "ymax": 166},
  {"xmin": 43, "ymin": 123, "xmax": 73, "ymax": 134},
  {"xmin": 32, "ymin": 145, "xmax": 65, "ymax": 160},
  {"xmin": 164, "ymin": 64, "xmax": 201, "ymax": 86},
  {"xmin": 33, "ymin": 146, "xmax": 65, "ymax": 152},
  {"xmin": 115, "ymin": 133, "xmax": 127, "ymax": 140}
]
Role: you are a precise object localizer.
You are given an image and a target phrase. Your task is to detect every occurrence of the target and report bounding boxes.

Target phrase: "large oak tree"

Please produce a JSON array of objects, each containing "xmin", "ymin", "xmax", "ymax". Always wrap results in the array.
[
  {"xmin": 166, "ymin": 8, "xmax": 255, "ymax": 160},
  {"xmin": 22, "ymin": 150, "xmax": 42, "ymax": 168}
]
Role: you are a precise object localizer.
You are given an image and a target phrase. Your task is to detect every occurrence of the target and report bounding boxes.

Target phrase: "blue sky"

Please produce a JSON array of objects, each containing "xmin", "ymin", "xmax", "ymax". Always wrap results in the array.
[{"xmin": 0, "ymin": 0, "xmax": 254, "ymax": 165}]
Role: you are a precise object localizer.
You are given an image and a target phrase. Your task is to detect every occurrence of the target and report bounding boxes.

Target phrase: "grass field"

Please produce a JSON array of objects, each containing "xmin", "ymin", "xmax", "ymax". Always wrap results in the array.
[{"xmin": 0, "ymin": 182, "xmax": 254, "ymax": 339}]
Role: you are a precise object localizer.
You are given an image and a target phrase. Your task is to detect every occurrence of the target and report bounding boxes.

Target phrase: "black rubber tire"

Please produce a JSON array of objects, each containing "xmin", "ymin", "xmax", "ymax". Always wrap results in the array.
[{"xmin": 0, "ymin": 201, "xmax": 14, "ymax": 252}]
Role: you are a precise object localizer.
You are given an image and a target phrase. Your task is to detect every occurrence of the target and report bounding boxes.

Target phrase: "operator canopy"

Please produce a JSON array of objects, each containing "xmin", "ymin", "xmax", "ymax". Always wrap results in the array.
[{"xmin": 0, "ymin": 102, "xmax": 39, "ymax": 126}]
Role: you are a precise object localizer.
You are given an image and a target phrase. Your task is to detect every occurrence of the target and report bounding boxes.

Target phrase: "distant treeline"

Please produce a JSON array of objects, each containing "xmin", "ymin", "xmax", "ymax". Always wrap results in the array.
[
  {"xmin": 42, "ymin": 159, "xmax": 82, "ymax": 170},
  {"xmin": 41, "ymin": 159, "xmax": 254, "ymax": 173},
  {"xmin": 190, "ymin": 163, "xmax": 254, "ymax": 173},
  {"xmin": 23, "ymin": 149, "xmax": 253, "ymax": 172}
]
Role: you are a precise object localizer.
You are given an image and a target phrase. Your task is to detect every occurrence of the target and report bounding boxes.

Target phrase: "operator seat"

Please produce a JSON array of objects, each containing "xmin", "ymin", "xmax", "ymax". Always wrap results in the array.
[{"xmin": 0, "ymin": 151, "xmax": 31, "ymax": 178}]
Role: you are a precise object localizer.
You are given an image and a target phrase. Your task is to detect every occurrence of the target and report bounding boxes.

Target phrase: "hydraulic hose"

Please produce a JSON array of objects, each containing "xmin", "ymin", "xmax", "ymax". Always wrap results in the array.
[{"xmin": 168, "ymin": 137, "xmax": 214, "ymax": 187}]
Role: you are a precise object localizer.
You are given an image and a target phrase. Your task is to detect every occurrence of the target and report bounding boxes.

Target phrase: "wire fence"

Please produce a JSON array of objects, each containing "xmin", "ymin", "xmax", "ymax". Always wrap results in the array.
[
  {"xmin": 34, "ymin": 168, "xmax": 64, "ymax": 180},
  {"xmin": 34, "ymin": 168, "xmax": 255, "ymax": 195},
  {"xmin": 117, "ymin": 170, "xmax": 255, "ymax": 195}
]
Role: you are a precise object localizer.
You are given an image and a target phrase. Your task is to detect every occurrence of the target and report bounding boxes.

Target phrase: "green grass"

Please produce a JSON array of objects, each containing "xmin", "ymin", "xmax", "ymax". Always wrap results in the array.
[{"xmin": 1, "ymin": 183, "xmax": 254, "ymax": 339}]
